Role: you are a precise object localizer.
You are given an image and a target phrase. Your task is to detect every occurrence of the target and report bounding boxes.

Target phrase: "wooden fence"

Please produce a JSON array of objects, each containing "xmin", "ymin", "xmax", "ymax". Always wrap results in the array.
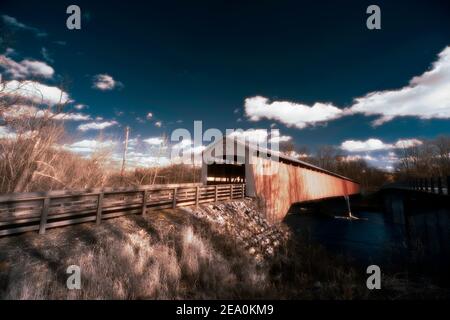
[
  {"xmin": 409, "ymin": 176, "xmax": 450, "ymax": 195},
  {"xmin": 0, "ymin": 183, "xmax": 246, "ymax": 237}
]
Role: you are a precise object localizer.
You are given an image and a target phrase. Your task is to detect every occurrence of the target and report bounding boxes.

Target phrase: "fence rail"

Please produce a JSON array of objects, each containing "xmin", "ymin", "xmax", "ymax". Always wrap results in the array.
[
  {"xmin": 0, "ymin": 183, "xmax": 246, "ymax": 237},
  {"xmin": 409, "ymin": 176, "xmax": 450, "ymax": 195}
]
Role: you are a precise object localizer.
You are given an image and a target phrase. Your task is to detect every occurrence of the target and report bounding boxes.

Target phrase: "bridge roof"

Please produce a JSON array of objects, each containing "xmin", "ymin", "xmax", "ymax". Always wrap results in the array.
[{"xmin": 203, "ymin": 135, "xmax": 358, "ymax": 183}]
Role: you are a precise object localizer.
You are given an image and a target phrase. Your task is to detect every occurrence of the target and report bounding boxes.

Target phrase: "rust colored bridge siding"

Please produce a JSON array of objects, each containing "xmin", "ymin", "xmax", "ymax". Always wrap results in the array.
[{"xmin": 250, "ymin": 157, "xmax": 360, "ymax": 223}]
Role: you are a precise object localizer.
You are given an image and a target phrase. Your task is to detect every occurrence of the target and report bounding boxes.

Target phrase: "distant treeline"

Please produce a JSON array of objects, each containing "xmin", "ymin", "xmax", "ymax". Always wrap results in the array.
[
  {"xmin": 280, "ymin": 135, "xmax": 450, "ymax": 192},
  {"xmin": 395, "ymin": 136, "xmax": 450, "ymax": 179}
]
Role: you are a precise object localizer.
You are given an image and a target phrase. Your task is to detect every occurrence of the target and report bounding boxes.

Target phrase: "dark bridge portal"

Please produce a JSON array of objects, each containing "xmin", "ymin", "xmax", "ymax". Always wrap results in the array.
[{"xmin": 206, "ymin": 163, "xmax": 245, "ymax": 184}]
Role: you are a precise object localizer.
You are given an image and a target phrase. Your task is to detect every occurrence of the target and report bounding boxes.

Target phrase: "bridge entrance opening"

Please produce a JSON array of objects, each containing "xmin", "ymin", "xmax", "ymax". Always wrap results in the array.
[{"xmin": 206, "ymin": 163, "xmax": 245, "ymax": 184}]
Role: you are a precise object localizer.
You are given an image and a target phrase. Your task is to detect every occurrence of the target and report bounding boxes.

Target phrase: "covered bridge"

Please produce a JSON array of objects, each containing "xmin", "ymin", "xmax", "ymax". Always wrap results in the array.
[{"xmin": 201, "ymin": 136, "xmax": 360, "ymax": 224}]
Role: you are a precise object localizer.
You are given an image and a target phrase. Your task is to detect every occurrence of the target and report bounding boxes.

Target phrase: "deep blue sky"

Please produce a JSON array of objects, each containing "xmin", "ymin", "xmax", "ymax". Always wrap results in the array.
[{"xmin": 1, "ymin": 0, "xmax": 450, "ymax": 168}]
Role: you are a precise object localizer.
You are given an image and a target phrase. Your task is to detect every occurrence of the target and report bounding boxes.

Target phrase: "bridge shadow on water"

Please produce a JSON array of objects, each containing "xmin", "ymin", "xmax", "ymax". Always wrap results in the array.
[{"xmin": 283, "ymin": 193, "xmax": 450, "ymax": 287}]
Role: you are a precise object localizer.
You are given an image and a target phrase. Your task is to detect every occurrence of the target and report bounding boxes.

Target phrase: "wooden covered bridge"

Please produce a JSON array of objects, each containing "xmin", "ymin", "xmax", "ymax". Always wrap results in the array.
[{"xmin": 201, "ymin": 136, "xmax": 360, "ymax": 224}]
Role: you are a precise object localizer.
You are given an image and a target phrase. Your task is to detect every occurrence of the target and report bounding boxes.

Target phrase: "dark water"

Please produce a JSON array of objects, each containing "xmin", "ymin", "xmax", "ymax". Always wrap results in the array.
[
  {"xmin": 285, "ymin": 208, "xmax": 450, "ymax": 285},
  {"xmin": 284, "ymin": 211, "xmax": 410, "ymax": 267}
]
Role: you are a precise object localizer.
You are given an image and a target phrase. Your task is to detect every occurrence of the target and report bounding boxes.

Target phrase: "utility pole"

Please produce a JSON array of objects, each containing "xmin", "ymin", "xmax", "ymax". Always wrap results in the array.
[{"xmin": 120, "ymin": 126, "xmax": 130, "ymax": 178}]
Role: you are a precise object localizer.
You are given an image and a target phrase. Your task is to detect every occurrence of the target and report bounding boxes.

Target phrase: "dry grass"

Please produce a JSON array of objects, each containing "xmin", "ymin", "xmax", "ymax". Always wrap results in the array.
[
  {"xmin": 0, "ymin": 200, "xmax": 448, "ymax": 300},
  {"xmin": 0, "ymin": 206, "xmax": 268, "ymax": 299},
  {"xmin": 0, "ymin": 202, "xmax": 355, "ymax": 300}
]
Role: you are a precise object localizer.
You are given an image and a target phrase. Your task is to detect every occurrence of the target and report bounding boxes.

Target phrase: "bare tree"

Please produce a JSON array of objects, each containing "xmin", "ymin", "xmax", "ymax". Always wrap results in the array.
[
  {"xmin": 396, "ymin": 144, "xmax": 420, "ymax": 177},
  {"xmin": 435, "ymin": 135, "xmax": 450, "ymax": 176},
  {"xmin": 395, "ymin": 136, "xmax": 450, "ymax": 179},
  {"xmin": 0, "ymin": 78, "xmax": 70, "ymax": 192},
  {"xmin": 151, "ymin": 134, "xmax": 169, "ymax": 184},
  {"xmin": 314, "ymin": 145, "xmax": 341, "ymax": 171}
]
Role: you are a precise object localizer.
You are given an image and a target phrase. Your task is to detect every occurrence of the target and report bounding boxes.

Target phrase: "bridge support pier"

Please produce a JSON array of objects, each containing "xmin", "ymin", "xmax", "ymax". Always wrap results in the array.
[{"xmin": 344, "ymin": 195, "xmax": 353, "ymax": 218}]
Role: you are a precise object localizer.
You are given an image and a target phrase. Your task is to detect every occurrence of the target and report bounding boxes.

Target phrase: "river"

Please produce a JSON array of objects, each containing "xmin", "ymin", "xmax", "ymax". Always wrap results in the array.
[{"xmin": 284, "ymin": 211, "xmax": 409, "ymax": 267}]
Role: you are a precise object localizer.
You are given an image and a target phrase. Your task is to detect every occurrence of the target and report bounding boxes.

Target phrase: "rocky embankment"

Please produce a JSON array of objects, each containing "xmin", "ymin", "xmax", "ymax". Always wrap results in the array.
[{"xmin": 184, "ymin": 199, "xmax": 290, "ymax": 262}]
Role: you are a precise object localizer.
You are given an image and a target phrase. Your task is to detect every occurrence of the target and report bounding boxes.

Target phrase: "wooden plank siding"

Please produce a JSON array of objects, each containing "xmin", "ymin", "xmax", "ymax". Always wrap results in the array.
[
  {"xmin": 202, "ymin": 137, "xmax": 360, "ymax": 224},
  {"xmin": 250, "ymin": 156, "xmax": 360, "ymax": 223},
  {"xmin": 0, "ymin": 183, "xmax": 246, "ymax": 237}
]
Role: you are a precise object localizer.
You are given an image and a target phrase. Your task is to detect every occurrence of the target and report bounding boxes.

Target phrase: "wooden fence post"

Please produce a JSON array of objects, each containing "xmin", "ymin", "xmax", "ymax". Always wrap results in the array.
[
  {"xmin": 2, "ymin": 183, "xmax": 256, "ymax": 237},
  {"xmin": 430, "ymin": 177, "xmax": 435, "ymax": 194},
  {"xmin": 96, "ymin": 193, "xmax": 104, "ymax": 225},
  {"xmin": 195, "ymin": 186, "xmax": 199, "ymax": 207},
  {"xmin": 447, "ymin": 176, "xmax": 450, "ymax": 195},
  {"xmin": 39, "ymin": 197, "xmax": 50, "ymax": 235},
  {"xmin": 141, "ymin": 189, "xmax": 147, "ymax": 215},
  {"xmin": 438, "ymin": 177, "xmax": 443, "ymax": 194},
  {"xmin": 172, "ymin": 188, "xmax": 177, "ymax": 209}
]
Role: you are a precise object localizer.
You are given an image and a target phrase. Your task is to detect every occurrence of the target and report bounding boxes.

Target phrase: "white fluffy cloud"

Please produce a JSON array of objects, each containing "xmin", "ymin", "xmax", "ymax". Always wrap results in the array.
[
  {"xmin": 0, "ymin": 80, "xmax": 70, "ymax": 105},
  {"xmin": 228, "ymin": 128, "xmax": 292, "ymax": 146},
  {"xmin": 62, "ymin": 139, "xmax": 117, "ymax": 154},
  {"xmin": 341, "ymin": 139, "xmax": 390, "ymax": 152},
  {"xmin": 52, "ymin": 113, "xmax": 91, "ymax": 121},
  {"xmin": 394, "ymin": 139, "xmax": 423, "ymax": 149},
  {"xmin": 143, "ymin": 137, "xmax": 164, "ymax": 145},
  {"xmin": 77, "ymin": 121, "xmax": 118, "ymax": 131},
  {"xmin": 0, "ymin": 55, "xmax": 54, "ymax": 79},
  {"xmin": 244, "ymin": 96, "xmax": 343, "ymax": 129},
  {"xmin": 92, "ymin": 74, "xmax": 121, "ymax": 91},
  {"xmin": 270, "ymin": 134, "xmax": 292, "ymax": 144},
  {"xmin": 348, "ymin": 46, "xmax": 450, "ymax": 125},
  {"xmin": 244, "ymin": 46, "xmax": 450, "ymax": 128},
  {"xmin": 341, "ymin": 154, "xmax": 375, "ymax": 162},
  {"xmin": 3, "ymin": 104, "xmax": 90, "ymax": 121},
  {"xmin": 341, "ymin": 138, "xmax": 422, "ymax": 152}
]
